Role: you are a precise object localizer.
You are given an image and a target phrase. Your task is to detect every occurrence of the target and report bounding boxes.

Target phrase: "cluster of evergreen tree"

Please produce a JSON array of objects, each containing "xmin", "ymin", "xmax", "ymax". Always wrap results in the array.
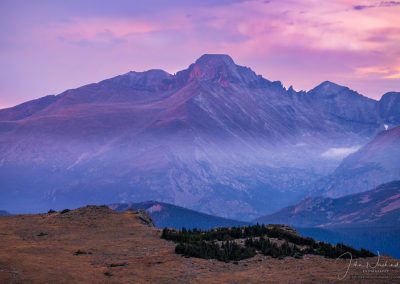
[
  {"xmin": 161, "ymin": 224, "xmax": 316, "ymax": 244},
  {"xmin": 161, "ymin": 224, "xmax": 375, "ymax": 262},
  {"xmin": 161, "ymin": 226, "xmax": 248, "ymax": 242},
  {"xmin": 175, "ymin": 240, "xmax": 256, "ymax": 262},
  {"xmin": 245, "ymin": 237, "xmax": 301, "ymax": 258},
  {"xmin": 263, "ymin": 226, "xmax": 316, "ymax": 246},
  {"xmin": 304, "ymin": 241, "xmax": 376, "ymax": 259}
]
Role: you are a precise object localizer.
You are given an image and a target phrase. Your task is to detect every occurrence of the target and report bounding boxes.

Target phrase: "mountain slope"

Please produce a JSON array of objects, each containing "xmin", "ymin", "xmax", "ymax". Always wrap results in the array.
[
  {"xmin": 110, "ymin": 201, "xmax": 248, "ymax": 229},
  {"xmin": 0, "ymin": 54, "xmax": 397, "ymax": 219},
  {"xmin": 256, "ymin": 181, "xmax": 400, "ymax": 227},
  {"xmin": 298, "ymin": 226, "xmax": 400, "ymax": 258},
  {"xmin": 313, "ymin": 126, "xmax": 400, "ymax": 197}
]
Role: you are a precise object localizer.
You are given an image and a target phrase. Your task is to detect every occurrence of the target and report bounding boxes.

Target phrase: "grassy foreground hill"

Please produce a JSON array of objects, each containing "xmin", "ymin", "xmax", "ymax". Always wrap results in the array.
[{"xmin": 0, "ymin": 206, "xmax": 399, "ymax": 283}]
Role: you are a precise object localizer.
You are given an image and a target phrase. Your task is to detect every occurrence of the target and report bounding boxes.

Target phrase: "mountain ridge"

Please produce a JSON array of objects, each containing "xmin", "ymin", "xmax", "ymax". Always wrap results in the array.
[
  {"xmin": 2, "ymin": 54, "xmax": 397, "ymax": 119},
  {"xmin": 256, "ymin": 180, "xmax": 400, "ymax": 227},
  {"xmin": 0, "ymin": 54, "xmax": 399, "ymax": 219}
]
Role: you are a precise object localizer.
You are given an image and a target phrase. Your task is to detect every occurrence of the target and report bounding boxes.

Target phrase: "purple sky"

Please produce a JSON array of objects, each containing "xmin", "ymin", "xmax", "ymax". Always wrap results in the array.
[{"xmin": 1, "ymin": 0, "xmax": 399, "ymax": 108}]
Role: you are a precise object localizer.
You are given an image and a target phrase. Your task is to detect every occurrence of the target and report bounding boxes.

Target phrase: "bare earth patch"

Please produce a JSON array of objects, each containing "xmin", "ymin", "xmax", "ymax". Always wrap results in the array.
[{"xmin": 0, "ymin": 206, "xmax": 399, "ymax": 283}]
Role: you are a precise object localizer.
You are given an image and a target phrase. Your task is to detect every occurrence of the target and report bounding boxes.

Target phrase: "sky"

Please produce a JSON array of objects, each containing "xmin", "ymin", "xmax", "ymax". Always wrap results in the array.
[{"xmin": 0, "ymin": 0, "xmax": 399, "ymax": 108}]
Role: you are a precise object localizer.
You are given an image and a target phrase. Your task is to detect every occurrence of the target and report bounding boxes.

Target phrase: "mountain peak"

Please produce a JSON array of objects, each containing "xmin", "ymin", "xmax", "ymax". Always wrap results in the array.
[
  {"xmin": 194, "ymin": 54, "xmax": 235, "ymax": 66},
  {"xmin": 307, "ymin": 80, "xmax": 363, "ymax": 98},
  {"xmin": 379, "ymin": 93, "xmax": 400, "ymax": 125},
  {"xmin": 171, "ymin": 54, "xmax": 266, "ymax": 87},
  {"xmin": 380, "ymin": 91, "xmax": 400, "ymax": 101},
  {"xmin": 125, "ymin": 69, "xmax": 172, "ymax": 82},
  {"xmin": 184, "ymin": 54, "xmax": 243, "ymax": 83},
  {"xmin": 313, "ymin": 80, "xmax": 345, "ymax": 92}
]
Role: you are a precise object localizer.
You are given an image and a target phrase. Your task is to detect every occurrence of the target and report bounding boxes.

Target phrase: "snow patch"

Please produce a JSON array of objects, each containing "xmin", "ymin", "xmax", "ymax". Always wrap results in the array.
[{"xmin": 321, "ymin": 146, "xmax": 361, "ymax": 159}]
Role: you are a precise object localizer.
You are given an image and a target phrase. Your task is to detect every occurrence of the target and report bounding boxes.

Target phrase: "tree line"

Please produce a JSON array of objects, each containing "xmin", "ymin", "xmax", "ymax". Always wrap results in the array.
[{"xmin": 161, "ymin": 224, "xmax": 375, "ymax": 262}]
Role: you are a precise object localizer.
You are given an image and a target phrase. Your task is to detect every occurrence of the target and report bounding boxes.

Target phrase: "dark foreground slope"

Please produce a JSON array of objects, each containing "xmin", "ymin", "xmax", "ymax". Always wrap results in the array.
[
  {"xmin": 1, "ymin": 206, "xmax": 398, "ymax": 283},
  {"xmin": 110, "ymin": 201, "xmax": 249, "ymax": 229}
]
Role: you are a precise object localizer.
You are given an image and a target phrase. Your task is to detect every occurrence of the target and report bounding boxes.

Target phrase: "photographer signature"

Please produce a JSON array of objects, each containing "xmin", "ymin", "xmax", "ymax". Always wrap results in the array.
[{"xmin": 336, "ymin": 251, "xmax": 399, "ymax": 280}]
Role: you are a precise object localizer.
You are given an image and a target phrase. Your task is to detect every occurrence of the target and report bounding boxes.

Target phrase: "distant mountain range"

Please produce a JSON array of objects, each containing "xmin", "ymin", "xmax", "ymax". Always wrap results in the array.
[
  {"xmin": 109, "ymin": 201, "xmax": 248, "ymax": 229},
  {"xmin": 0, "ymin": 54, "xmax": 399, "ymax": 219},
  {"xmin": 256, "ymin": 180, "xmax": 400, "ymax": 227}
]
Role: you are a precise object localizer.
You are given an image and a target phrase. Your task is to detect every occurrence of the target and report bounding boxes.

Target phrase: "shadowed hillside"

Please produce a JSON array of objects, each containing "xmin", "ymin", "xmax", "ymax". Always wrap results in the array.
[
  {"xmin": 257, "ymin": 181, "xmax": 400, "ymax": 227},
  {"xmin": 110, "ymin": 201, "xmax": 249, "ymax": 229}
]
